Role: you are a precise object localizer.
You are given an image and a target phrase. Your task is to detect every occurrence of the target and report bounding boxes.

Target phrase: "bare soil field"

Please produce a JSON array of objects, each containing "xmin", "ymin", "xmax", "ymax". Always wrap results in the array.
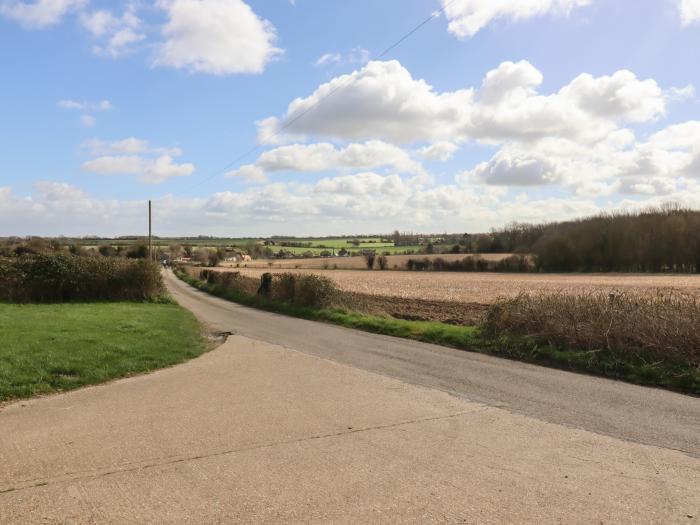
[
  {"xmin": 220, "ymin": 268, "xmax": 700, "ymax": 304},
  {"xmin": 223, "ymin": 253, "xmax": 510, "ymax": 271}
]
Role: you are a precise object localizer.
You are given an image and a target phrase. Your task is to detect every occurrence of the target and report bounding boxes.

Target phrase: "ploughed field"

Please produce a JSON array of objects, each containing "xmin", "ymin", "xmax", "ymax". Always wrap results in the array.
[{"xmin": 218, "ymin": 268, "xmax": 700, "ymax": 304}]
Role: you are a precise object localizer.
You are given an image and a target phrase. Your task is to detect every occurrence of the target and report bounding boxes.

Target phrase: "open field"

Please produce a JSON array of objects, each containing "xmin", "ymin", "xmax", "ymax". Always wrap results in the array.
[
  {"xmin": 0, "ymin": 302, "xmax": 206, "ymax": 401},
  {"xmin": 226, "ymin": 253, "xmax": 511, "ymax": 270},
  {"xmin": 221, "ymin": 268, "xmax": 700, "ymax": 304}
]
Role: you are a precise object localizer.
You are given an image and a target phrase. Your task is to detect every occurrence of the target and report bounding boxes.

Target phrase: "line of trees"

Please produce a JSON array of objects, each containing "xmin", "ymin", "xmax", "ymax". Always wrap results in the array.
[{"xmin": 480, "ymin": 206, "xmax": 700, "ymax": 273}]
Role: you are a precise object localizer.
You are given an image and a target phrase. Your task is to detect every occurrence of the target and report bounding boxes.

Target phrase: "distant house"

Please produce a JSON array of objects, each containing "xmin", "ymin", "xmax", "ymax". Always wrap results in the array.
[{"xmin": 223, "ymin": 251, "xmax": 252, "ymax": 263}]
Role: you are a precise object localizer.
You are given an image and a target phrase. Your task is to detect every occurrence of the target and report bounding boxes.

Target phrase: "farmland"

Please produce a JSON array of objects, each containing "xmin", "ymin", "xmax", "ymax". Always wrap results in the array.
[
  {"xmin": 226, "ymin": 253, "xmax": 511, "ymax": 270},
  {"xmin": 221, "ymin": 268, "xmax": 700, "ymax": 304}
]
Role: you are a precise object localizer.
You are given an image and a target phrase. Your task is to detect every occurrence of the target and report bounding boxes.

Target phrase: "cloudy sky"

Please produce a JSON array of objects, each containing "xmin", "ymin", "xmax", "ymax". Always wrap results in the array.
[{"xmin": 1, "ymin": 0, "xmax": 700, "ymax": 236}]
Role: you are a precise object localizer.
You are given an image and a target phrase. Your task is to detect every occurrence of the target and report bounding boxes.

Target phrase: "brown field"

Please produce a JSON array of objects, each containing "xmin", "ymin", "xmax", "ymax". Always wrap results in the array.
[
  {"xmin": 219, "ymin": 268, "xmax": 700, "ymax": 304},
  {"xmin": 222, "ymin": 253, "xmax": 510, "ymax": 271}
]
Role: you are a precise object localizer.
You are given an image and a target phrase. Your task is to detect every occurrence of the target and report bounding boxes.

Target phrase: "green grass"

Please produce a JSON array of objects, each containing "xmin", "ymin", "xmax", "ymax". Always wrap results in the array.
[
  {"xmin": 176, "ymin": 270, "xmax": 700, "ymax": 395},
  {"xmin": 0, "ymin": 302, "xmax": 208, "ymax": 401}
]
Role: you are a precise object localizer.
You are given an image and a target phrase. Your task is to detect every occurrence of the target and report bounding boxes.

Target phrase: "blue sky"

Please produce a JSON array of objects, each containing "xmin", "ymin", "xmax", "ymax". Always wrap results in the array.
[{"xmin": 1, "ymin": 0, "xmax": 700, "ymax": 236}]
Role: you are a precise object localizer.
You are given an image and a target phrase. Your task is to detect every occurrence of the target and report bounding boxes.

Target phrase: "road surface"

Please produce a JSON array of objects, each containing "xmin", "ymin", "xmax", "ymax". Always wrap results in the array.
[
  {"xmin": 0, "ymin": 271, "xmax": 698, "ymax": 523},
  {"xmin": 164, "ymin": 270, "xmax": 700, "ymax": 457}
]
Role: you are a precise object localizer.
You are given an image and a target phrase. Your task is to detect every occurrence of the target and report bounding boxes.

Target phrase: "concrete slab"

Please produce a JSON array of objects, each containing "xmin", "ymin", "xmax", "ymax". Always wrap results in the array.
[{"xmin": 1, "ymin": 336, "xmax": 698, "ymax": 523}]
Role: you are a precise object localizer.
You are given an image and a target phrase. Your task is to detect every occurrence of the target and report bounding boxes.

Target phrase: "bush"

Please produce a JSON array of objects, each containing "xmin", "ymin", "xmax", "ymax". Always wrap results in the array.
[
  {"xmin": 269, "ymin": 273, "xmax": 338, "ymax": 308},
  {"xmin": 365, "ymin": 253, "xmax": 376, "ymax": 270},
  {"xmin": 0, "ymin": 254, "xmax": 164, "ymax": 302},
  {"xmin": 482, "ymin": 291, "xmax": 700, "ymax": 365}
]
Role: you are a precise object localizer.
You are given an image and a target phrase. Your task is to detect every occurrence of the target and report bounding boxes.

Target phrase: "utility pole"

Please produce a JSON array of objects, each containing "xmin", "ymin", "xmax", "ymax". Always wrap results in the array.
[{"xmin": 148, "ymin": 200, "xmax": 152, "ymax": 261}]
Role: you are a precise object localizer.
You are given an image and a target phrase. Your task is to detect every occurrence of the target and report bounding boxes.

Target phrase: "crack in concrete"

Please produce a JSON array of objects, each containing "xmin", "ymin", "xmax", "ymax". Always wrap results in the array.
[{"xmin": 0, "ymin": 407, "xmax": 489, "ymax": 496}]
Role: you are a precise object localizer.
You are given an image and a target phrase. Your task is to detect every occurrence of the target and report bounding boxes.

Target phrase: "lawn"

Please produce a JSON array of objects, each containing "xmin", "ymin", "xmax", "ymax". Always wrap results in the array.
[{"xmin": 0, "ymin": 302, "xmax": 207, "ymax": 401}]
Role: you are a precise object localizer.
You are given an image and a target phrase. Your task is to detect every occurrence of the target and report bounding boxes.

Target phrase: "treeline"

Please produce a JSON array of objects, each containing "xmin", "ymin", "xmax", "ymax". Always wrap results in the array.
[{"xmin": 478, "ymin": 207, "xmax": 700, "ymax": 273}]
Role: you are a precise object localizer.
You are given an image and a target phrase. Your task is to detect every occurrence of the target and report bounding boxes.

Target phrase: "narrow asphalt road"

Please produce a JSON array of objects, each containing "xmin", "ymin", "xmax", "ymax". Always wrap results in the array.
[{"xmin": 165, "ymin": 270, "xmax": 700, "ymax": 457}]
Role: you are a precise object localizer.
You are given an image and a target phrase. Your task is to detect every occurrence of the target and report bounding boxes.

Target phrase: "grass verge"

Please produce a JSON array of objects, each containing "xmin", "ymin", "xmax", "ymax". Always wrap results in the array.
[
  {"xmin": 176, "ymin": 270, "xmax": 700, "ymax": 395},
  {"xmin": 0, "ymin": 302, "xmax": 208, "ymax": 401}
]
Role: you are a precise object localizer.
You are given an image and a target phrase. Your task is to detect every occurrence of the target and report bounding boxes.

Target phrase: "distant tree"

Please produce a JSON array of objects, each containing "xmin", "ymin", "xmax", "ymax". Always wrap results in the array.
[{"xmin": 365, "ymin": 252, "xmax": 376, "ymax": 270}]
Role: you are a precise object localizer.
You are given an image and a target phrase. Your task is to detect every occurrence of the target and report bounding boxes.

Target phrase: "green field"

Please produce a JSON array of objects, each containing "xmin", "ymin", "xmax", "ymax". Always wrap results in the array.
[
  {"xmin": 0, "ymin": 302, "xmax": 207, "ymax": 401},
  {"xmin": 39, "ymin": 236, "xmax": 454, "ymax": 257}
]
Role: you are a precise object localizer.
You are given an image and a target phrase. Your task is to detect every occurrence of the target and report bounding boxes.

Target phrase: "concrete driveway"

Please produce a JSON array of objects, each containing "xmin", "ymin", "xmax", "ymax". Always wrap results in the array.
[{"xmin": 1, "ymin": 333, "xmax": 699, "ymax": 523}]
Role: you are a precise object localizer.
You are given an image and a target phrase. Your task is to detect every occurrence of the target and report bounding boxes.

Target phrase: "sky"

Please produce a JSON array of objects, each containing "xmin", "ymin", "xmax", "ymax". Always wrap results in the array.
[{"xmin": 1, "ymin": 0, "xmax": 700, "ymax": 237}]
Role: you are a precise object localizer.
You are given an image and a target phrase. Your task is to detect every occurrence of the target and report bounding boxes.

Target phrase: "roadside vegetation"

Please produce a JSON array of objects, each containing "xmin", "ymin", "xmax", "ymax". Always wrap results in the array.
[
  {"xmin": 175, "ymin": 267, "xmax": 700, "ymax": 395},
  {"xmin": 0, "ymin": 254, "xmax": 208, "ymax": 402},
  {"xmin": 0, "ymin": 254, "xmax": 163, "ymax": 302}
]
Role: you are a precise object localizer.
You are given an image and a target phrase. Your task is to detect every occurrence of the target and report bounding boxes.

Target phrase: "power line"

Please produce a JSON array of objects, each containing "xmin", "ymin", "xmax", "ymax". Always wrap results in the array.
[{"xmin": 167, "ymin": 0, "xmax": 456, "ymax": 199}]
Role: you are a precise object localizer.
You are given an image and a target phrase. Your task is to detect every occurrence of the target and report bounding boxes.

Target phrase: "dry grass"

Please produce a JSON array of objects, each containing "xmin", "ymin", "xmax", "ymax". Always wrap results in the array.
[
  {"xmin": 483, "ymin": 291, "xmax": 700, "ymax": 365},
  {"xmin": 222, "ymin": 253, "xmax": 510, "ymax": 271},
  {"xmin": 215, "ymin": 268, "xmax": 700, "ymax": 304}
]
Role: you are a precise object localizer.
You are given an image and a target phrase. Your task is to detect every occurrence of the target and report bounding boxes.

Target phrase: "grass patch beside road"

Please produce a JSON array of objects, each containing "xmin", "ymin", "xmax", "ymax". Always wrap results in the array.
[
  {"xmin": 176, "ymin": 269, "xmax": 700, "ymax": 395},
  {"xmin": 0, "ymin": 302, "xmax": 207, "ymax": 401}
]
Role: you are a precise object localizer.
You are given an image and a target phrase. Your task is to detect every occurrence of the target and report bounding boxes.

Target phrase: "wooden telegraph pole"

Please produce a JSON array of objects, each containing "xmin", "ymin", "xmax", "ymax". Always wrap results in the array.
[{"xmin": 148, "ymin": 200, "xmax": 153, "ymax": 261}]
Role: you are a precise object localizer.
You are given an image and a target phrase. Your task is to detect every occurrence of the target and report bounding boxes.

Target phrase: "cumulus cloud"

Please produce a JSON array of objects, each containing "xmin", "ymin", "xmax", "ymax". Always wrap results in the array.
[
  {"xmin": 257, "ymin": 141, "xmax": 424, "ymax": 174},
  {"xmin": 462, "ymin": 120, "xmax": 700, "ymax": 195},
  {"xmin": 4, "ymin": 174, "xmax": 700, "ymax": 237},
  {"xmin": 419, "ymin": 142, "xmax": 459, "ymax": 161},
  {"xmin": 314, "ymin": 47, "xmax": 370, "ymax": 68},
  {"xmin": 259, "ymin": 60, "xmax": 670, "ymax": 145},
  {"xmin": 224, "ymin": 141, "xmax": 426, "ymax": 186},
  {"xmin": 58, "ymin": 99, "xmax": 113, "ymax": 111},
  {"xmin": 441, "ymin": 0, "xmax": 591, "ymax": 39},
  {"xmin": 82, "ymin": 155, "xmax": 195, "ymax": 184},
  {"xmin": 679, "ymin": 0, "xmax": 700, "ymax": 25},
  {"xmin": 0, "ymin": 0, "xmax": 86, "ymax": 28},
  {"xmin": 224, "ymin": 165, "xmax": 268, "ymax": 183},
  {"xmin": 153, "ymin": 0, "xmax": 282, "ymax": 75},
  {"xmin": 80, "ymin": 115, "xmax": 96, "ymax": 127},
  {"xmin": 80, "ymin": 6, "xmax": 145, "ymax": 57},
  {"xmin": 81, "ymin": 137, "xmax": 194, "ymax": 184},
  {"xmin": 82, "ymin": 137, "xmax": 182, "ymax": 157}
]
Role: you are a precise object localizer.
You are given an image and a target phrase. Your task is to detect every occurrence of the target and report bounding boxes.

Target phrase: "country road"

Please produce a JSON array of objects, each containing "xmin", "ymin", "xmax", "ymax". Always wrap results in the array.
[
  {"xmin": 1, "ymin": 271, "xmax": 699, "ymax": 523},
  {"xmin": 164, "ymin": 270, "xmax": 700, "ymax": 457}
]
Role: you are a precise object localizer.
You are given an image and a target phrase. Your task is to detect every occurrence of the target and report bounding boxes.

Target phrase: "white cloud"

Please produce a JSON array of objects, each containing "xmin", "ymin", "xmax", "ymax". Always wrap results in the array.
[
  {"xmin": 81, "ymin": 137, "xmax": 194, "ymax": 184},
  {"xmin": 419, "ymin": 142, "xmax": 459, "ymax": 161},
  {"xmin": 679, "ymin": 0, "xmax": 700, "ymax": 25},
  {"xmin": 314, "ymin": 47, "xmax": 370, "ymax": 68},
  {"xmin": 0, "ymin": 0, "xmax": 86, "ymax": 28},
  {"xmin": 153, "ymin": 0, "xmax": 282, "ymax": 75},
  {"xmin": 82, "ymin": 137, "xmax": 182, "ymax": 157},
  {"xmin": 442, "ymin": 0, "xmax": 591, "ymax": 39},
  {"xmin": 224, "ymin": 164, "xmax": 268, "ymax": 183},
  {"xmin": 80, "ymin": 6, "xmax": 145, "ymax": 57},
  {"xmin": 260, "ymin": 60, "xmax": 670, "ymax": 146},
  {"xmin": 315, "ymin": 53, "xmax": 342, "ymax": 67},
  {"xmin": 4, "ymin": 174, "xmax": 700, "ymax": 237},
  {"xmin": 314, "ymin": 172, "xmax": 409, "ymax": 197},
  {"xmin": 462, "ymin": 120, "xmax": 700, "ymax": 196},
  {"xmin": 58, "ymin": 99, "xmax": 113, "ymax": 111},
  {"xmin": 82, "ymin": 155, "xmax": 195, "ymax": 184},
  {"xmin": 256, "ymin": 141, "xmax": 424, "ymax": 175},
  {"xmin": 80, "ymin": 115, "xmax": 96, "ymax": 127}
]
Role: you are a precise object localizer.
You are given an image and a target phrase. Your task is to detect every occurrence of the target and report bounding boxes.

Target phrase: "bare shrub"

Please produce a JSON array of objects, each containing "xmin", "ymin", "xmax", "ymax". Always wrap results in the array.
[
  {"xmin": 483, "ymin": 291, "xmax": 700, "ymax": 364},
  {"xmin": 365, "ymin": 253, "xmax": 376, "ymax": 270},
  {"xmin": 377, "ymin": 256, "xmax": 388, "ymax": 270}
]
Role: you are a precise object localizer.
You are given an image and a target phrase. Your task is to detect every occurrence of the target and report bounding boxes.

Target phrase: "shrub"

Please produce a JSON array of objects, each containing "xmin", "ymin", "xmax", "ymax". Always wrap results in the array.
[
  {"xmin": 377, "ymin": 256, "xmax": 388, "ymax": 270},
  {"xmin": 268, "ymin": 273, "xmax": 338, "ymax": 308},
  {"xmin": 494, "ymin": 255, "xmax": 532, "ymax": 273},
  {"xmin": 482, "ymin": 291, "xmax": 700, "ymax": 365},
  {"xmin": 365, "ymin": 252, "xmax": 376, "ymax": 270},
  {"xmin": 0, "ymin": 254, "xmax": 163, "ymax": 302}
]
